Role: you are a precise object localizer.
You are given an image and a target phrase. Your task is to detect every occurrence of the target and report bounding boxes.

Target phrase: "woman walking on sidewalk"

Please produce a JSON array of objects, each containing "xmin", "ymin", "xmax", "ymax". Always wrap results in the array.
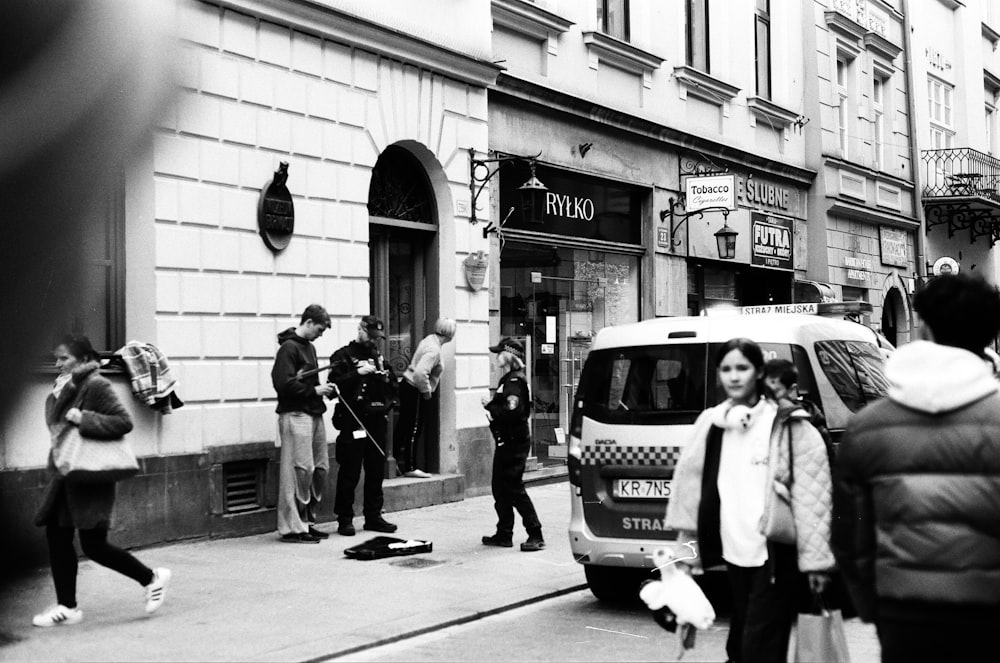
[
  {"xmin": 664, "ymin": 337, "xmax": 835, "ymax": 662},
  {"xmin": 31, "ymin": 334, "xmax": 170, "ymax": 627}
]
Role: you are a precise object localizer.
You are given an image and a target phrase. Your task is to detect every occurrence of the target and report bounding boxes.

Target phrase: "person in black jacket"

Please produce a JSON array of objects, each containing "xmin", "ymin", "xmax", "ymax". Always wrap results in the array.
[
  {"xmin": 833, "ymin": 273, "xmax": 1000, "ymax": 663},
  {"xmin": 481, "ymin": 338, "xmax": 544, "ymax": 552},
  {"xmin": 271, "ymin": 304, "xmax": 335, "ymax": 544},
  {"xmin": 328, "ymin": 315, "xmax": 398, "ymax": 536}
]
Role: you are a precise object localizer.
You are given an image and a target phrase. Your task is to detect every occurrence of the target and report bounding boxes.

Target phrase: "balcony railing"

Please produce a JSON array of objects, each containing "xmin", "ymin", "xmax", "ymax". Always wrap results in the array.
[{"xmin": 921, "ymin": 148, "xmax": 1000, "ymax": 203}]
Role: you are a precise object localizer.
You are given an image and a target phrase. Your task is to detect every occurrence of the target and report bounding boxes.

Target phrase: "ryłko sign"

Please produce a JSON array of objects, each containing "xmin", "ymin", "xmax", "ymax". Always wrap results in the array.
[{"xmin": 751, "ymin": 212, "xmax": 792, "ymax": 270}]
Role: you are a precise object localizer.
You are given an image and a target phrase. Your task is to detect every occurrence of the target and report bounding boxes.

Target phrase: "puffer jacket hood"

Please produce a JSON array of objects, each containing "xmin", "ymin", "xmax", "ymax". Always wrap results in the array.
[{"xmin": 885, "ymin": 340, "xmax": 998, "ymax": 413}]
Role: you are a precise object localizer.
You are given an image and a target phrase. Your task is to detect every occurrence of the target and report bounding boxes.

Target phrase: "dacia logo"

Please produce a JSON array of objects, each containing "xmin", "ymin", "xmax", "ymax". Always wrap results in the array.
[{"xmin": 594, "ymin": 439, "xmax": 617, "ymax": 445}]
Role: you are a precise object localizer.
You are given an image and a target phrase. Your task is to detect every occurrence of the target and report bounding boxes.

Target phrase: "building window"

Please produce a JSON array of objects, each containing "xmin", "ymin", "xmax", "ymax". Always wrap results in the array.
[
  {"xmin": 987, "ymin": 104, "xmax": 996, "ymax": 155},
  {"xmin": 837, "ymin": 58, "xmax": 850, "ymax": 158},
  {"xmin": 72, "ymin": 174, "xmax": 125, "ymax": 352},
  {"xmin": 686, "ymin": 0, "xmax": 709, "ymax": 71},
  {"xmin": 755, "ymin": 0, "xmax": 771, "ymax": 98},
  {"xmin": 597, "ymin": 0, "xmax": 629, "ymax": 42},
  {"xmin": 873, "ymin": 74, "xmax": 886, "ymax": 170},
  {"xmin": 928, "ymin": 76, "xmax": 954, "ymax": 149}
]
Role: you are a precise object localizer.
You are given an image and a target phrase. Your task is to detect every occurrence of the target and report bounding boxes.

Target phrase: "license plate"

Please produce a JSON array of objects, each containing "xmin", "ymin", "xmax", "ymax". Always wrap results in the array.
[{"xmin": 613, "ymin": 479, "xmax": 672, "ymax": 499}]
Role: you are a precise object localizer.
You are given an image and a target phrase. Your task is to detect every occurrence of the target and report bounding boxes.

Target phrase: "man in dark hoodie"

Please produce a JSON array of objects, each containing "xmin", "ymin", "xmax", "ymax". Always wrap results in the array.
[
  {"xmin": 272, "ymin": 304, "xmax": 335, "ymax": 543},
  {"xmin": 833, "ymin": 273, "xmax": 1000, "ymax": 662},
  {"xmin": 328, "ymin": 315, "xmax": 399, "ymax": 536}
]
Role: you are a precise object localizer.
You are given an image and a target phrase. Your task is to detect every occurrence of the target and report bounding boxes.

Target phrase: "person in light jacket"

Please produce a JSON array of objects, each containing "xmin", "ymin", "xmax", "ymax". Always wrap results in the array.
[
  {"xmin": 393, "ymin": 318, "xmax": 456, "ymax": 478},
  {"xmin": 833, "ymin": 273, "xmax": 1000, "ymax": 663},
  {"xmin": 665, "ymin": 337, "xmax": 834, "ymax": 663},
  {"xmin": 32, "ymin": 335, "xmax": 170, "ymax": 627}
]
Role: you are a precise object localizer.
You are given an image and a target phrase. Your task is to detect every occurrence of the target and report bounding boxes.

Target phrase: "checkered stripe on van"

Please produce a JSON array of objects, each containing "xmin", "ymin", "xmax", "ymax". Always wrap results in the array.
[{"xmin": 580, "ymin": 444, "xmax": 683, "ymax": 466}]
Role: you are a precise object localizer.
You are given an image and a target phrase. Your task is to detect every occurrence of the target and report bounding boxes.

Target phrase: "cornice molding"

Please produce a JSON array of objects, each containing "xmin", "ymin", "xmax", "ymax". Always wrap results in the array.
[
  {"xmin": 215, "ymin": 0, "xmax": 503, "ymax": 87},
  {"xmin": 984, "ymin": 21, "xmax": 1000, "ymax": 48},
  {"xmin": 672, "ymin": 65, "xmax": 740, "ymax": 105},
  {"xmin": 985, "ymin": 68, "xmax": 1000, "ymax": 95},
  {"xmin": 491, "ymin": 0, "xmax": 573, "ymax": 40},
  {"xmin": 581, "ymin": 31, "xmax": 664, "ymax": 76},
  {"xmin": 863, "ymin": 32, "xmax": 901, "ymax": 61},
  {"xmin": 746, "ymin": 96, "xmax": 799, "ymax": 130},
  {"xmin": 825, "ymin": 11, "xmax": 865, "ymax": 59},
  {"xmin": 492, "ymin": 73, "xmax": 817, "ymax": 186}
]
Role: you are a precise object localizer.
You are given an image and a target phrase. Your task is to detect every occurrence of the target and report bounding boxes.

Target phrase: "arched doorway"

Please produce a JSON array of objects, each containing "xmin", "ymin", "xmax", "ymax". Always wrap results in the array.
[
  {"xmin": 367, "ymin": 145, "xmax": 438, "ymax": 473},
  {"xmin": 881, "ymin": 287, "xmax": 903, "ymax": 347}
]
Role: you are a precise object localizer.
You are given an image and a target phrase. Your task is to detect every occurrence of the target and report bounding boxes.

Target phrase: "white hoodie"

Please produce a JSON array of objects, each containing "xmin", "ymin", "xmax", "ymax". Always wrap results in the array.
[{"xmin": 885, "ymin": 340, "xmax": 998, "ymax": 413}]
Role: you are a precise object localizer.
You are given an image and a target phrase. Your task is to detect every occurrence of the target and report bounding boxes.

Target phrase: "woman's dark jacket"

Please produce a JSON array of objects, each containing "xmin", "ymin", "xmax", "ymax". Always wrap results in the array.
[{"xmin": 35, "ymin": 361, "xmax": 134, "ymax": 530}]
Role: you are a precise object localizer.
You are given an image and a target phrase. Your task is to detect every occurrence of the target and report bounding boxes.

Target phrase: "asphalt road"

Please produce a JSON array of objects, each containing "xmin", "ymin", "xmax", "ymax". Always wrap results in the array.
[{"xmin": 334, "ymin": 588, "xmax": 882, "ymax": 663}]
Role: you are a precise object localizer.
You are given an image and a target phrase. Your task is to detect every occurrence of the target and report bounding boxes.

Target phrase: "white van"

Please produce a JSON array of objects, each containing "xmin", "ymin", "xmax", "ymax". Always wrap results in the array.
[{"xmin": 566, "ymin": 306, "xmax": 890, "ymax": 601}]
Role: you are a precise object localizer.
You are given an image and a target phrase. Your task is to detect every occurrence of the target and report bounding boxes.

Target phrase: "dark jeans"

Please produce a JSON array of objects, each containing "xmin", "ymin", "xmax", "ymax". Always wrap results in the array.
[
  {"xmin": 491, "ymin": 442, "xmax": 541, "ymax": 537},
  {"xmin": 725, "ymin": 543, "xmax": 803, "ymax": 663},
  {"xmin": 877, "ymin": 618, "xmax": 994, "ymax": 663},
  {"xmin": 46, "ymin": 526, "xmax": 153, "ymax": 608},
  {"xmin": 393, "ymin": 380, "xmax": 425, "ymax": 473},
  {"xmin": 335, "ymin": 414, "xmax": 387, "ymax": 521}
]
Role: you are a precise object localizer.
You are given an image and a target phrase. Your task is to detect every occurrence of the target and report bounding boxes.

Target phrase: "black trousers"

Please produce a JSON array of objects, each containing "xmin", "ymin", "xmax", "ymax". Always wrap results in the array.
[
  {"xmin": 877, "ymin": 618, "xmax": 994, "ymax": 663},
  {"xmin": 334, "ymin": 414, "xmax": 387, "ymax": 521},
  {"xmin": 393, "ymin": 380, "xmax": 425, "ymax": 473},
  {"xmin": 724, "ymin": 543, "xmax": 803, "ymax": 663},
  {"xmin": 46, "ymin": 525, "xmax": 153, "ymax": 608},
  {"xmin": 491, "ymin": 442, "xmax": 541, "ymax": 537}
]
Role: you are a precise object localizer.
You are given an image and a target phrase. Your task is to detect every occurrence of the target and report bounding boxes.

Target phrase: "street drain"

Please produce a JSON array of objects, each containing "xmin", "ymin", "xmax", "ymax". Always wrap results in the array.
[{"xmin": 391, "ymin": 557, "xmax": 445, "ymax": 569}]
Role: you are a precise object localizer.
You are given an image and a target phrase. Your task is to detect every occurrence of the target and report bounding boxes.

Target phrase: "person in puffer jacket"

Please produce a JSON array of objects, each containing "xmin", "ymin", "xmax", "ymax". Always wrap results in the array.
[
  {"xmin": 665, "ymin": 337, "xmax": 835, "ymax": 663},
  {"xmin": 833, "ymin": 272, "xmax": 1000, "ymax": 663}
]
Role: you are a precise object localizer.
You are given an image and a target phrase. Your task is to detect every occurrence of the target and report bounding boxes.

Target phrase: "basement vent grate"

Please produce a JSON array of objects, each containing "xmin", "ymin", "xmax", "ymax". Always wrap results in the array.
[{"xmin": 223, "ymin": 460, "xmax": 265, "ymax": 514}]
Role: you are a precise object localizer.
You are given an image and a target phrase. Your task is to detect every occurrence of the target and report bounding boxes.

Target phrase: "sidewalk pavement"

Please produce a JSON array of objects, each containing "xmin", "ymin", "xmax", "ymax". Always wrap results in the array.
[{"xmin": 0, "ymin": 480, "xmax": 881, "ymax": 662}]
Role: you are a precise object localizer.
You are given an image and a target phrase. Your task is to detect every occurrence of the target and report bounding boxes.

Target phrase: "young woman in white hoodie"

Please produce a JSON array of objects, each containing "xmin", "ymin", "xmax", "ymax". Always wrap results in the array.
[{"xmin": 665, "ymin": 337, "xmax": 835, "ymax": 663}]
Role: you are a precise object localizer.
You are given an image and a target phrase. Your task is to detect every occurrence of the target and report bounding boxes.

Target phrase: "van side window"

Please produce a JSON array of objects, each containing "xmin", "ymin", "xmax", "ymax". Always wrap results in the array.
[{"xmin": 814, "ymin": 340, "xmax": 889, "ymax": 412}]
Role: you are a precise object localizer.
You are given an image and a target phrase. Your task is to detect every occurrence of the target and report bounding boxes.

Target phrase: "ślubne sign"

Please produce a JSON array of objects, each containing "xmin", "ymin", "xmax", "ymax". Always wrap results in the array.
[
  {"xmin": 685, "ymin": 174, "xmax": 736, "ymax": 213},
  {"xmin": 751, "ymin": 212, "xmax": 792, "ymax": 270}
]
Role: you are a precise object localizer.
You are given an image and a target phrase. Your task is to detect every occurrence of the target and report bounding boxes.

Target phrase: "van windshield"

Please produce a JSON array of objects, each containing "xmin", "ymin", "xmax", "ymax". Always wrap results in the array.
[
  {"xmin": 577, "ymin": 345, "xmax": 708, "ymax": 425},
  {"xmin": 814, "ymin": 340, "xmax": 889, "ymax": 412}
]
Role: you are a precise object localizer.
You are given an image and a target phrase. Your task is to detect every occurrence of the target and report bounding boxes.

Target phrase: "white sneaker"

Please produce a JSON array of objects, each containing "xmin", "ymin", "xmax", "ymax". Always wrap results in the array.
[
  {"xmin": 32, "ymin": 604, "xmax": 83, "ymax": 627},
  {"xmin": 144, "ymin": 567, "xmax": 171, "ymax": 614}
]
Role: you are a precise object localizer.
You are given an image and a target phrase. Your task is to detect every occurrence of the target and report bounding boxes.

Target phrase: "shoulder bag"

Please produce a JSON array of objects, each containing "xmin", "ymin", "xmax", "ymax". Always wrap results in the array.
[
  {"xmin": 50, "ymin": 391, "xmax": 139, "ymax": 483},
  {"xmin": 760, "ymin": 421, "xmax": 796, "ymax": 544}
]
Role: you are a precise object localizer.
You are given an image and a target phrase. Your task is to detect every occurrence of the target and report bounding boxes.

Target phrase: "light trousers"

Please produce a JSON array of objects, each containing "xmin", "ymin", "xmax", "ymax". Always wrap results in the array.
[{"xmin": 276, "ymin": 412, "xmax": 328, "ymax": 535}]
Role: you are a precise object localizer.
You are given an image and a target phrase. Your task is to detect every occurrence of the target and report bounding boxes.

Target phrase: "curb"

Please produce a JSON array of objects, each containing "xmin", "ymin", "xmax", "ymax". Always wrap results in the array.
[{"xmin": 305, "ymin": 583, "xmax": 590, "ymax": 662}]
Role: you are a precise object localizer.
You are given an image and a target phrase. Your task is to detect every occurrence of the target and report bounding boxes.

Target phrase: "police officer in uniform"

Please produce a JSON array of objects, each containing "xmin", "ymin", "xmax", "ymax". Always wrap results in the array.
[
  {"xmin": 328, "ymin": 315, "xmax": 398, "ymax": 536},
  {"xmin": 481, "ymin": 338, "xmax": 545, "ymax": 552}
]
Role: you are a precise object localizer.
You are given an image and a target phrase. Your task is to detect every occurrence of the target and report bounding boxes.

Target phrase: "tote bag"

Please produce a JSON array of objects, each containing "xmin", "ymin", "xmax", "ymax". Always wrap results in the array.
[
  {"xmin": 796, "ymin": 593, "xmax": 852, "ymax": 663},
  {"xmin": 51, "ymin": 422, "xmax": 139, "ymax": 483}
]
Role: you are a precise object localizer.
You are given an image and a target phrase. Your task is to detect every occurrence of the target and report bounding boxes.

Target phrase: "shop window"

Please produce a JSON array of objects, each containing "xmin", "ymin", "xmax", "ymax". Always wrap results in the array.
[
  {"xmin": 597, "ymin": 0, "xmax": 629, "ymax": 42},
  {"xmin": 686, "ymin": 0, "xmax": 709, "ymax": 72},
  {"xmin": 754, "ymin": 0, "xmax": 771, "ymax": 99},
  {"xmin": 71, "ymin": 173, "xmax": 125, "ymax": 352}
]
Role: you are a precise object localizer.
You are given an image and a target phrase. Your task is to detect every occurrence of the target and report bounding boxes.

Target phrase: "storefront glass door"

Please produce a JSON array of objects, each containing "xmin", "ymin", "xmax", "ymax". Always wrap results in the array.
[{"xmin": 499, "ymin": 242, "xmax": 639, "ymax": 466}]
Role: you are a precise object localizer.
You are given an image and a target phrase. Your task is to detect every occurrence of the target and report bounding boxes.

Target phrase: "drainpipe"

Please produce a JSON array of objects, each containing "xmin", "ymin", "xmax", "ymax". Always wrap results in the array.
[{"xmin": 901, "ymin": 0, "xmax": 928, "ymax": 282}]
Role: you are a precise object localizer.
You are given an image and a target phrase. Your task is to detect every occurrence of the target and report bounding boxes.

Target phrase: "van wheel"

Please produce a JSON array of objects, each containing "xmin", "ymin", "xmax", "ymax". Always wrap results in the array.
[{"xmin": 584, "ymin": 565, "xmax": 648, "ymax": 603}]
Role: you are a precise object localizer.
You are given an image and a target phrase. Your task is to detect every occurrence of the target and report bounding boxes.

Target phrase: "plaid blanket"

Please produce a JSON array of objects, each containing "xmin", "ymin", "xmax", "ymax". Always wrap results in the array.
[{"xmin": 116, "ymin": 341, "xmax": 182, "ymax": 412}]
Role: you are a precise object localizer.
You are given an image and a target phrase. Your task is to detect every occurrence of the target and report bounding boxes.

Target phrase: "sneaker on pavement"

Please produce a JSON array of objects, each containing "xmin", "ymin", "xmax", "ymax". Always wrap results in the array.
[
  {"xmin": 307, "ymin": 526, "xmax": 330, "ymax": 539},
  {"xmin": 338, "ymin": 521, "xmax": 356, "ymax": 536},
  {"xmin": 363, "ymin": 517, "xmax": 398, "ymax": 533},
  {"xmin": 520, "ymin": 537, "xmax": 546, "ymax": 552},
  {"xmin": 481, "ymin": 534, "xmax": 513, "ymax": 548},
  {"xmin": 32, "ymin": 604, "xmax": 83, "ymax": 627},
  {"xmin": 403, "ymin": 469, "xmax": 432, "ymax": 479},
  {"xmin": 144, "ymin": 568, "xmax": 172, "ymax": 614}
]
